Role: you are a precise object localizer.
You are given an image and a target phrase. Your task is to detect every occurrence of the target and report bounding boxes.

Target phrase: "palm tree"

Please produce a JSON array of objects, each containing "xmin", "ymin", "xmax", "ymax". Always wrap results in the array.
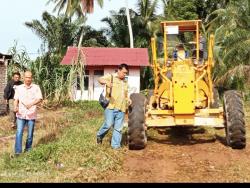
[
  {"xmin": 46, "ymin": 0, "xmax": 107, "ymax": 99},
  {"xmin": 135, "ymin": 0, "xmax": 160, "ymax": 38},
  {"xmin": 126, "ymin": 0, "xmax": 134, "ymax": 48},
  {"xmin": 102, "ymin": 8, "xmax": 134, "ymax": 47},
  {"xmin": 102, "ymin": 1, "xmax": 159, "ymax": 48},
  {"xmin": 47, "ymin": 0, "xmax": 104, "ymax": 17},
  {"xmin": 25, "ymin": 11, "xmax": 109, "ymax": 100},
  {"xmin": 206, "ymin": 0, "xmax": 250, "ymax": 91},
  {"xmin": 162, "ymin": 0, "xmax": 198, "ymax": 20},
  {"xmin": 25, "ymin": 11, "xmax": 84, "ymax": 56},
  {"xmin": 162, "ymin": 0, "xmax": 230, "ymax": 21},
  {"xmin": 25, "ymin": 12, "xmax": 83, "ymax": 95},
  {"xmin": 102, "ymin": 1, "xmax": 160, "ymax": 89}
]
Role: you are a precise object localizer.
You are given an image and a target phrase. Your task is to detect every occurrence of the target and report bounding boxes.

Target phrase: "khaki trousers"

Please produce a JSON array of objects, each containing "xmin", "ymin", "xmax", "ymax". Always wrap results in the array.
[{"xmin": 8, "ymin": 99, "xmax": 16, "ymax": 125}]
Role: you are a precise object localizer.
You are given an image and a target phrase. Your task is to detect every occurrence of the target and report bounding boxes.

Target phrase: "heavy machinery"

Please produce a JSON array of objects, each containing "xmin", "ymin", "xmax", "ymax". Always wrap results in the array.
[{"xmin": 128, "ymin": 20, "xmax": 246, "ymax": 150}]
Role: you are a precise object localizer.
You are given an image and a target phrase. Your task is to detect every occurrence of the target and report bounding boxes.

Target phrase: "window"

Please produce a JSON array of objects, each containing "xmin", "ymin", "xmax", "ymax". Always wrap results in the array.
[
  {"xmin": 94, "ymin": 70, "xmax": 104, "ymax": 76},
  {"xmin": 77, "ymin": 75, "xmax": 80, "ymax": 90},
  {"xmin": 84, "ymin": 76, "xmax": 89, "ymax": 90},
  {"xmin": 77, "ymin": 70, "xmax": 89, "ymax": 90},
  {"xmin": 84, "ymin": 70, "xmax": 89, "ymax": 76}
]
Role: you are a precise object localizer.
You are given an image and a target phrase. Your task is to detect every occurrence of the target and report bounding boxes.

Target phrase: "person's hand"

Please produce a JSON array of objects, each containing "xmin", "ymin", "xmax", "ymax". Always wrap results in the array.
[
  {"xmin": 128, "ymin": 98, "xmax": 132, "ymax": 106},
  {"xmin": 25, "ymin": 103, "xmax": 33, "ymax": 109},
  {"xmin": 13, "ymin": 107, "xmax": 18, "ymax": 113},
  {"xmin": 22, "ymin": 102, "xmax": 33, "ymax": 110},
  {"xmin": 106, "ymin": 81, "xmax": 113, "ymax": 88}
]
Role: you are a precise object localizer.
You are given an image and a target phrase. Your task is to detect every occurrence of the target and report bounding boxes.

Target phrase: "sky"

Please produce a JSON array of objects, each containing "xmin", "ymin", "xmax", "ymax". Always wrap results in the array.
[{"xmin": 0, "ymin": 0, "xmax": 138, "ymax": 60}]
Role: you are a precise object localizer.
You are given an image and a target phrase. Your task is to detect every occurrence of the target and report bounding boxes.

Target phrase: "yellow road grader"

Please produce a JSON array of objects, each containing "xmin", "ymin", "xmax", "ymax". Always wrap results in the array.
[{"xmin": 128, "ymin": 20, "xmax": 246, "ymax": 150}]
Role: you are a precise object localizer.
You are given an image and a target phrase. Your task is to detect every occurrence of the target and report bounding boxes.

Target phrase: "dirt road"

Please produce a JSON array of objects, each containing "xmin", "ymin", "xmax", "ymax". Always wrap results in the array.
[
  {"xmin": 109, "ymin": 125, "xmax": 250, "ymax": 183},
  {"xmin": 1, "ymin": 104, "xmax": 249, "ymax": 182}
]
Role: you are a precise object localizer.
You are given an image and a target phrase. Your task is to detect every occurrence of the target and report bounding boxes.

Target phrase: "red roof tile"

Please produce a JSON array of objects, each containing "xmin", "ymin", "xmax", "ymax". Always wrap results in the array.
[{"xmin": 60, "ymin": 47, "xmax": 149, "ymax": 67}]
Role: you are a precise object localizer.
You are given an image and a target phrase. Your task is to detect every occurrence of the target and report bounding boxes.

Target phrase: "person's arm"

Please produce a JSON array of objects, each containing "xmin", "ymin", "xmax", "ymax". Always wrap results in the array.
[
  {"xmin": 14, "ymin": 99, "xmax": 19, "ymax": 113},
  {"xmin": 13, "ymin": 87, "xmax": 19, "ymax": 112},
  {"xmin": 98, "ymin": 74, "xmax": 112, "ymax": 88},
  {"xmin": 127, "ymin": 97, "xmax": 132, "ymax": 106},
  {"xmin": 26, "ymin": 99, "xmax": 42, "ymax": 109},
  {"xmin": 26, "ymin": 86, "xmax": 43, "ymax": 109},
  {"xmin": 125, "ymin": 84, "xmax": 132, "ymax": 106},
  {"xmin": 3, "ymin": 82, "xmax": 11, "ymax": 103}
]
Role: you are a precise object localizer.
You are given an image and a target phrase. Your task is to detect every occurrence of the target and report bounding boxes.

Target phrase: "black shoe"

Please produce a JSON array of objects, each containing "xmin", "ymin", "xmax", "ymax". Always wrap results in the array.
[
  {"xmin": 97, "ymin": 137, "xmax": 102, "ymax": 144},
  {"xmin": 24, "ymin": 149, "xmax": 31, "ymax": 153},
  {"xmin": 11, "ymin": 153, "xmax": 21, "ymax": 158}
]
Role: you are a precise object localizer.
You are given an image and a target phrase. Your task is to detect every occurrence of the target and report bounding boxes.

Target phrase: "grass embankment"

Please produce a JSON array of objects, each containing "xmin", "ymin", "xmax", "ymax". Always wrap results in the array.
[{"xmin": 0, "ymin": 101, "xmax": 125, "ymax": 182}]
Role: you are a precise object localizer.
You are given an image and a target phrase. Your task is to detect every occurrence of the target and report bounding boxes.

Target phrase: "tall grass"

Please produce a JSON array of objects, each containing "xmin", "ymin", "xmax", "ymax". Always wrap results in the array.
[
  {"xmin": 7, "ymin": 43, "xmax": 84, "ymax": 105},
  {"xmin": 6, "ymin": 41, "xmax": 30, "ymax": 80}
]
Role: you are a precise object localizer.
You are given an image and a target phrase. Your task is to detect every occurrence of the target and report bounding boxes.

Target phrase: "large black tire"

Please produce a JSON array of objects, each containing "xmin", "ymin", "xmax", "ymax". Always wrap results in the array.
[
  {"xmin": 128, "ymin": 93, "xmax": 147, "ymax": 150},
  {"xmin": 223, "ymin": 90, "xmax": 246, "ymax": 149},
  {"xmin": 210, "ymin": 87, "xmax": 220, "ymax": 108}
]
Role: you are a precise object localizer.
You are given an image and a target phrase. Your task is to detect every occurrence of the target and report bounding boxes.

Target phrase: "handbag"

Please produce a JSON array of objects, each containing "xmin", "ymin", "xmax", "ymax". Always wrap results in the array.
[{"xmin": 99, "ymin": 75, "xmax": 113, "ymax": 109}]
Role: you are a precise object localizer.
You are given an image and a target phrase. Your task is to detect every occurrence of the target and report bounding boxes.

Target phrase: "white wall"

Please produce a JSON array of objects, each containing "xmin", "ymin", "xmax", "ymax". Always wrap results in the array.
[
  {"xmin": 127, "ymin": 69, "xmax": 140, "ymax": 96},
  {"xmin": 74, "ymin": 67, "xmax": 141, "ymax": 101},
  {"xmin": 89, "ymin": 69, "xmax": 94, "ymax": 100}
]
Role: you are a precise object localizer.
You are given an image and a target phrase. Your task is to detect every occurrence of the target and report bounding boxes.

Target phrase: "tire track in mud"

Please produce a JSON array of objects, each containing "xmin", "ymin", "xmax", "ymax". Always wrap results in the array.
[{"xmin": 109, "ymin": 127, "xmax": 250, "ymax": 182}]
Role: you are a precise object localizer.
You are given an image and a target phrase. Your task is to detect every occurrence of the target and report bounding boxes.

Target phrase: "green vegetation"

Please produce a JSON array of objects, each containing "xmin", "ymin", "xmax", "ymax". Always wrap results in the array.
[
  {"xmin": 0, "ymin": 101, "xmax": 124, "ymax": 182},
  {"xmin": 6, "ymin": 0, "xmax": 250, "ymax": 98},
  {"xmin": 1, "ymin": 0, "xmax": 249, "ymax": 182},
  {"xmin": 206, "ymin": 0, "xmax": 250, "ymax": 94},
  {"xmin": 47, "ymin": 0, "xmax": 104, "ymax": 17}
]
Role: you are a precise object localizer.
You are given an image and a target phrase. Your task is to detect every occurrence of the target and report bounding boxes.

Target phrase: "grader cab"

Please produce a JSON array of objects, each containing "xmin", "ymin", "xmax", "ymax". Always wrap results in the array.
[{"xmin": 128, "ymin": 20, "xmax": 246, "ymax": 150}]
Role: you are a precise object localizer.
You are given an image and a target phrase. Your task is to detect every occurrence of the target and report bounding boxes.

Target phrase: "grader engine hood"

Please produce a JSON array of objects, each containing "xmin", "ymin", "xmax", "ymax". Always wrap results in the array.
[{"xmin": 172, "ymin": 60, "xmax": 195, "ymax": 114}]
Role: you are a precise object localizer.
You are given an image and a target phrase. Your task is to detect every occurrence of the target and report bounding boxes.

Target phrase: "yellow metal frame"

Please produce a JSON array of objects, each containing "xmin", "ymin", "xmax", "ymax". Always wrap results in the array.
[
  {"xmin": 146, "ymin": 107, "xmax": 224, "ymax": 127},
  {"xmin": 148, "ymin": 20, "xmax": 224, "ymax": 128}
]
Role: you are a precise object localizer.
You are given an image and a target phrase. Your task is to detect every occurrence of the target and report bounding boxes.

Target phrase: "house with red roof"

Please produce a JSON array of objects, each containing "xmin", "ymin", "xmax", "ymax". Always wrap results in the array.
[{"xmin": 61, "ymin": 47, "xmax": 149, "ymax": 101}]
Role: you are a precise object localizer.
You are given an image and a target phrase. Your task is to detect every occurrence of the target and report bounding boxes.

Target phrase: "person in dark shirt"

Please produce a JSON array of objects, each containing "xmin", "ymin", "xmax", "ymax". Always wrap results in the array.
[
  {"xmin": 199, "ymin": 34, "xmax": 207, "ymax": 60},
  {"xmin": 3, "ymin": 72, "xmax": 23, "ymax": 128}
]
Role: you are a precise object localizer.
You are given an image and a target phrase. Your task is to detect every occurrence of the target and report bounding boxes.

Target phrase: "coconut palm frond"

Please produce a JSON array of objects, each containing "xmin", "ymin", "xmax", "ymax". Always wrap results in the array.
[
  {"xmin": 49, "ymin": 0, "xmax": 103, "ymax": 18},
  {"xmin": 215, "ymin": 65, "xmax": 250, "ymax": 87}
]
